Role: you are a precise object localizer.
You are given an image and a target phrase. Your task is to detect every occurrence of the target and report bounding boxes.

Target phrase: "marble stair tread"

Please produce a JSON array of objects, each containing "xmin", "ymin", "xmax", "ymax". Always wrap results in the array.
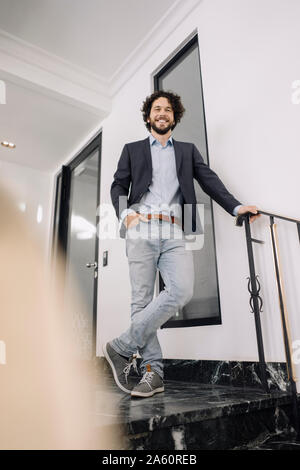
[{"xmin": 95, "ymin": 377, "xmax": 297, "ymax": 435}]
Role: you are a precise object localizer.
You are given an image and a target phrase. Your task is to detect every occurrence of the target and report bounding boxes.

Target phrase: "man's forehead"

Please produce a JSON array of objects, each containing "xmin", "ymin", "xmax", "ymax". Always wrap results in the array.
[{"xmin": 152, "ymin": 97, "xmax": 172, "ymax": 108}]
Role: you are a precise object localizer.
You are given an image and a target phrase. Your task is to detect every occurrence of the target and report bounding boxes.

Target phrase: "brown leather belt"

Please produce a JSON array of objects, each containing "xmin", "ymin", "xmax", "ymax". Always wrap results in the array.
[{"xmin": 138, "ymin": 212, "xmax": 182, "ymax": 227}]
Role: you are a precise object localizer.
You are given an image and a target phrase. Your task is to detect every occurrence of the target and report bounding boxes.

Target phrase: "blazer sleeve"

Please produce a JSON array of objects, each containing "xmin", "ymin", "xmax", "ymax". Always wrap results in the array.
[
  {"xmin": 110, "ymin": 144, "xmax": 131, "ymax": 220},
  {"xmin": 192, "ymin": 144, "xmax": 242, "ymax": 215}
]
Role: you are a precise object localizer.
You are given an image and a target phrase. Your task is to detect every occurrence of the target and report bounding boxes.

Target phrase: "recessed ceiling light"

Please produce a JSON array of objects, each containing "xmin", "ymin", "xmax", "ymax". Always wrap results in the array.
[{"xmin": 1, "ymin": 141, "xmax": 16, "ymax": 149}]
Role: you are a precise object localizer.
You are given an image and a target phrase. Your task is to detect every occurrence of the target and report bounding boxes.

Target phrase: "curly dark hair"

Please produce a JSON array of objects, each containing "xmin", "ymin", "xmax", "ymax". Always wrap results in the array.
[{"xmin": 141, "ymin": 90, "xmax": 185, "ymax": 131}]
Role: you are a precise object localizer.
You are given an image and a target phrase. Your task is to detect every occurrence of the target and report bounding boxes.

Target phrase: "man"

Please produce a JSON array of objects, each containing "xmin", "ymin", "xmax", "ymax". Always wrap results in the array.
[{"xmin": 104, "ymin": 90, "xmax": 260, "ymax": 398}]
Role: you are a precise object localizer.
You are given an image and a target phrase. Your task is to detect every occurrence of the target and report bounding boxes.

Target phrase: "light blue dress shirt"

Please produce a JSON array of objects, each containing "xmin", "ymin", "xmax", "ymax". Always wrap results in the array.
[{"xmin": 120, "ymin": 134, "xmax": 241, "ymax": 227}]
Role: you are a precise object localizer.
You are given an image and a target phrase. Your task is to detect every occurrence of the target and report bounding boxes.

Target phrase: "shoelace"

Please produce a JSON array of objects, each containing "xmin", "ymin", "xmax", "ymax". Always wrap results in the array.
[
  {"xmin": 123, "ymin": 356, "xmax": 139, "ymax": 384},
  {"xmin": 139, "ymin": 371, "xmax": 155, "ymax": 389}
]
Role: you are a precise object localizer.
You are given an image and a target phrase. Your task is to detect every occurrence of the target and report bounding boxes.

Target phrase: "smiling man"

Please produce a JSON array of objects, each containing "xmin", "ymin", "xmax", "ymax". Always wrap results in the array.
[{"xmin": 105, "ymin": 90, "xmax": 260, "ymax": 399}]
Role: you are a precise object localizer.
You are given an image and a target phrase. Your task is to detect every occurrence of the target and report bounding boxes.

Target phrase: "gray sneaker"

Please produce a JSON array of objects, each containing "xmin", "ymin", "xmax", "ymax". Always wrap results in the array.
[
  {"xmin": 103, "ymin": 342, "xmax": 140, "ymax": 394},
  {"xmin": 131, "ymin": 365, "xmax": 164, "ymax": 398}
]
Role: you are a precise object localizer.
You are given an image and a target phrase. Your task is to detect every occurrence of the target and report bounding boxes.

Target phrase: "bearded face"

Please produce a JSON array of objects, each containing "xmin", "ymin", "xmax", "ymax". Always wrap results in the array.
[{"xmin": 148, "ymin": 97, "xmax": 175, "ymax": 135}]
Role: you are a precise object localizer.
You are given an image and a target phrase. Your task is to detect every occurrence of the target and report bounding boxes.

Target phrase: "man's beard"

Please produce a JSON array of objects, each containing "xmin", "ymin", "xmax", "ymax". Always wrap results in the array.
[{"xmin": 150, "ymin": 120, "xmax": 173, "ymax": 135}]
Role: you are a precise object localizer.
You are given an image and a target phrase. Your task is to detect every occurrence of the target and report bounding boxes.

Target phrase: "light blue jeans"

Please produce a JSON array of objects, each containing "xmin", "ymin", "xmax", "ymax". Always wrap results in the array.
[{"xmin": 111, "ymin": 218, "xmax": 194, "ymax": 379}]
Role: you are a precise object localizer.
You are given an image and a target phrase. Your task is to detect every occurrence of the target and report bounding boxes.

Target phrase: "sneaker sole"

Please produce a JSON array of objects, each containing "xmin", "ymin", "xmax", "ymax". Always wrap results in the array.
[
  {"xmin": 102, "ymin": 343, "xmax": 132, "ymax": 394},
  {"xmin": 131, "ymin": 386, "xmax": 165, "ymax": 398}
]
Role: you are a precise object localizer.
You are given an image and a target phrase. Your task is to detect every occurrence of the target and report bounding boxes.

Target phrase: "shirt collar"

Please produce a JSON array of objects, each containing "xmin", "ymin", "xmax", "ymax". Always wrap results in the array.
[{"xmin": 149, "ymin": 134, "xmax": 173, "ymax": 147}]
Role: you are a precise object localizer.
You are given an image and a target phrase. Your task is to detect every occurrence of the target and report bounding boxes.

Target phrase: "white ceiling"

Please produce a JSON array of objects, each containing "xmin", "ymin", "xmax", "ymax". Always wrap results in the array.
[
  {"xmin": 0, "ymin": 78, "xmax": 100, "ymax": 171},
  {"xmin": 0, "ymin": 0, "xmax": 175, "ymax": 79},
  {"xmin": 0, "ymin": 0, "xmax": 183, "ymax": 172}
]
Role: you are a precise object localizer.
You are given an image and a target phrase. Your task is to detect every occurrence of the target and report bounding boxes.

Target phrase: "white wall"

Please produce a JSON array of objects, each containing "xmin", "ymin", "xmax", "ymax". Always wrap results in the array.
[
  {"xmin": 93, "ymin": 0, "xmax": 300, "ymax": 387},
  {"xmin": 0, "ymin": 160, "xmax": 53, "ymax": 261}
]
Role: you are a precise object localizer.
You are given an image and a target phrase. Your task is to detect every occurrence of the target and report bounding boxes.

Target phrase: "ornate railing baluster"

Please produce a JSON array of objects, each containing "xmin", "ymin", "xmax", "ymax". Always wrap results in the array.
[{"xmin": 238, "ymin": 213, "xmax": 268, "ymax": 392}]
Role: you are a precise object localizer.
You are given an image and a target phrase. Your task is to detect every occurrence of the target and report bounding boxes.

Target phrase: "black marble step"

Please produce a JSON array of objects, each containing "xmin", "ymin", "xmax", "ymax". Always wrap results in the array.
[
  {"xmin": 95, "ymin": 375, "xmax": 300, "ymax": 450},
  {"xmin": 163, "ymin": 359, "xmax": 289, "ymax": 391}
]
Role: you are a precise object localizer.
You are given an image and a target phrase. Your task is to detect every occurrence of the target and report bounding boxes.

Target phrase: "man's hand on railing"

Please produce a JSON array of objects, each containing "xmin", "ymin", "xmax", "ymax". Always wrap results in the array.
[{"xmin": 237, "ymin": 205, "xmax": 261, "ymax": 223}]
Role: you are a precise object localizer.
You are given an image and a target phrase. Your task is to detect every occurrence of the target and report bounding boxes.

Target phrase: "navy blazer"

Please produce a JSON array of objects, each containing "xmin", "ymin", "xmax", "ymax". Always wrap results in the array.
[{"xmin": 111, "ymin": 137, "xmax": 242, "ymax": 239}]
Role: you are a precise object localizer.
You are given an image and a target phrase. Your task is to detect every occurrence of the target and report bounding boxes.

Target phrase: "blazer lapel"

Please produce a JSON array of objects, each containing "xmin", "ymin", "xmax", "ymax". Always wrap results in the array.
[
  {"xmin": 142, "ymin": 137, "xmax": 153, "ymax": 176},
  {"xmin": 172, "ymin": 138, "xmax": 183, "ymax": 177}
]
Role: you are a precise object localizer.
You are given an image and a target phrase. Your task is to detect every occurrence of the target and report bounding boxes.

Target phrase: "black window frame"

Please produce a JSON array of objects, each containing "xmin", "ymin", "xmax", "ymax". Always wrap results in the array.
[{"xmin": 154, "ymin": 34, "xmax": 223, "ymax": 329}]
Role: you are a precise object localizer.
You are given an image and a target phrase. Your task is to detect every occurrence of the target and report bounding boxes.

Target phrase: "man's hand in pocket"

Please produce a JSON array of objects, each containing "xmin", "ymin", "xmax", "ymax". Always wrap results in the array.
[{"xmin": 124, "ymin": 212, "xmax": 149, "ymax": 229}]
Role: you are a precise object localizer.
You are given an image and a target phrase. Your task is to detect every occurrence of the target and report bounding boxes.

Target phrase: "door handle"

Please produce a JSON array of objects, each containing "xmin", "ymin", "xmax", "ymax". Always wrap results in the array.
[{"xmin": 86, "ymin": 262, "xmax": 98, "ymax": 269}]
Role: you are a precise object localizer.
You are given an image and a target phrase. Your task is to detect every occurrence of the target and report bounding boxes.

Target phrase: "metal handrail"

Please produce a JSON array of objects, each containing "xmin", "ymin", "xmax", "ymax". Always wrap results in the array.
[{"xmin": 236, "ymin": 209, "xmax": 300, "ymax": 437}]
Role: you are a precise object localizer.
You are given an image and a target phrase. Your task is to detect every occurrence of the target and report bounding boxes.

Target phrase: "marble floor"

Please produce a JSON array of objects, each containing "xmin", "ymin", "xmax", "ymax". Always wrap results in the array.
[
  {"xmin": 94, "ymin": 375, "xmax": 300, "ymax": 450},
  {"xmin": 246, "ymin": 435, "xmax": 300, "ymax": 450}
]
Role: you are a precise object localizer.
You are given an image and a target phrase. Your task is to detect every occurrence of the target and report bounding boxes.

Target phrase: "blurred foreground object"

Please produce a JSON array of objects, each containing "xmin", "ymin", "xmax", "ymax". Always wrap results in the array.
[{"xmin": 0, "ymin": 186, "xmax": 123, "ymax": 449}]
